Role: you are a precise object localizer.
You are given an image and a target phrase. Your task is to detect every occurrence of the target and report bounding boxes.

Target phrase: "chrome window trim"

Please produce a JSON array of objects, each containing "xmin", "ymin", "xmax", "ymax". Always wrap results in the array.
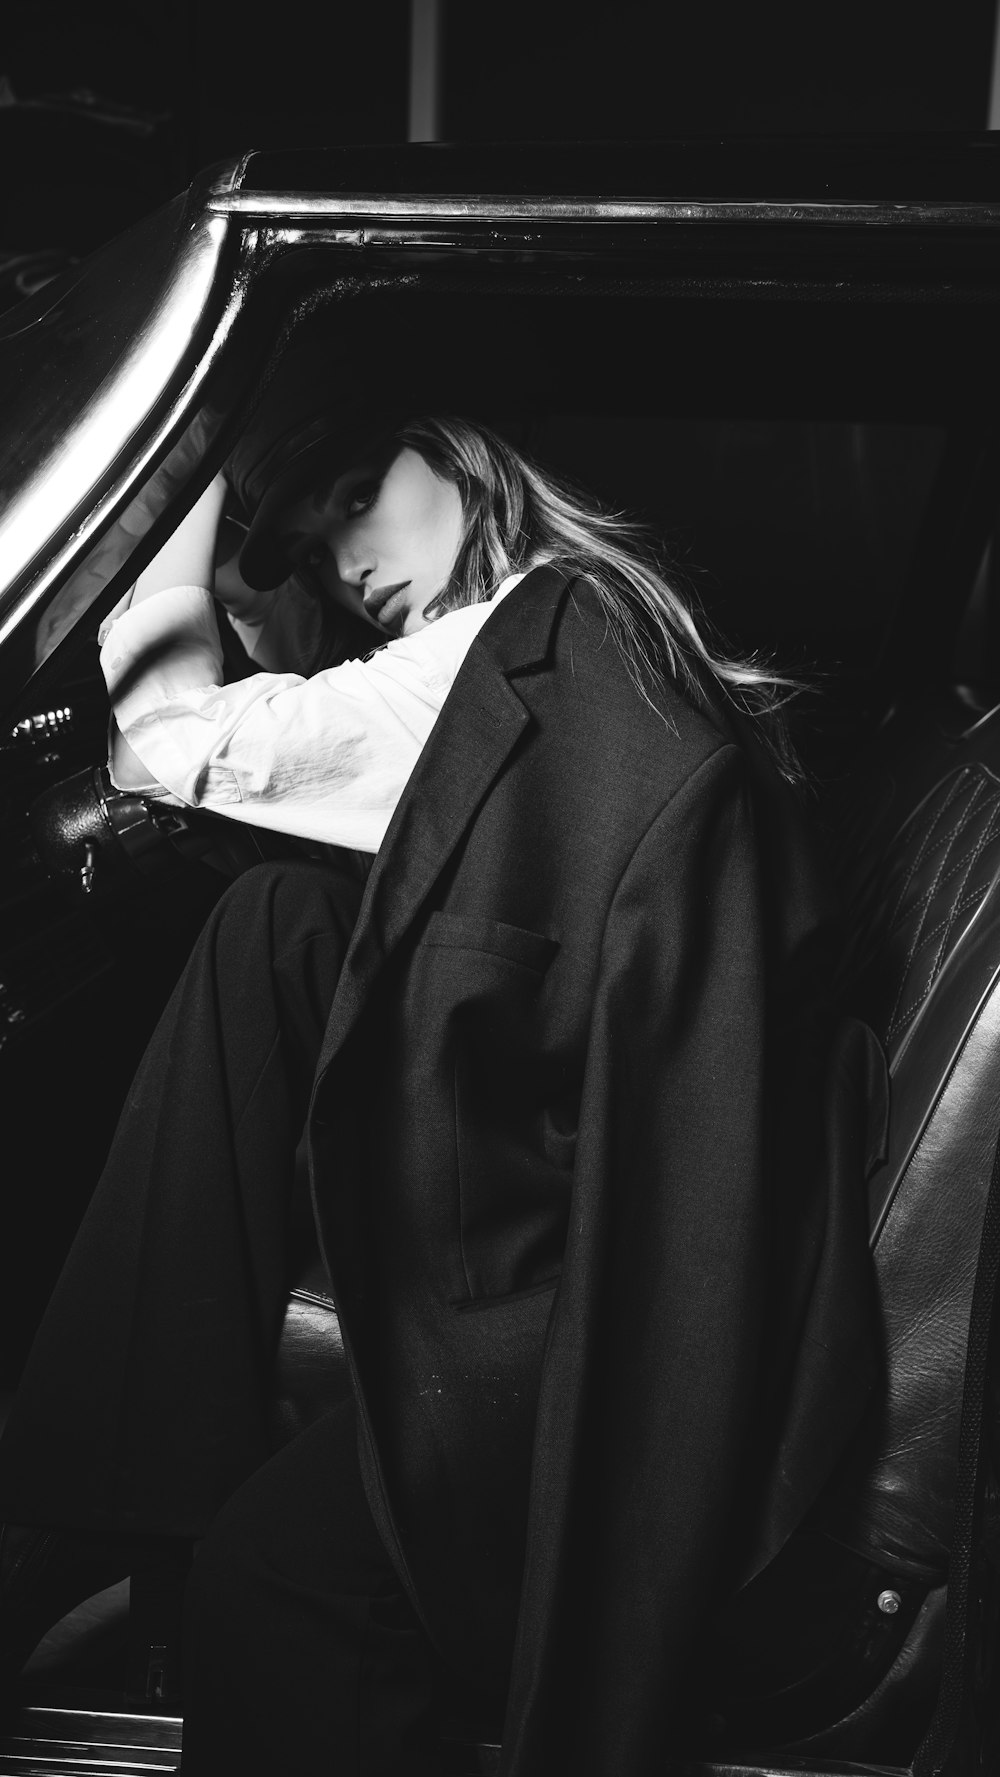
[
  {"xmin": 214, "ymin": 191, "xmax": 1000, "ymax": 229},
  {"xmin": 0, "ymin": 213, "xmax": 233, "ymax": 649}
]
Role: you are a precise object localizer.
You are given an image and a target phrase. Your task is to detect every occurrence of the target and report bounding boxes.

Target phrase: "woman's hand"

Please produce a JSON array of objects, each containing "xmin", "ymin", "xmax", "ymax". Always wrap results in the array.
[
  {"xmin": 123, "ymin": 466, "xmax": 322, "ymax": 672},
  {"xmin": 213, "ymin": 520, "xmax": 280, "ymax": 628},
  {"xmin": 128, "ymin": 470, "xmax": 282, "ymax": 629}
]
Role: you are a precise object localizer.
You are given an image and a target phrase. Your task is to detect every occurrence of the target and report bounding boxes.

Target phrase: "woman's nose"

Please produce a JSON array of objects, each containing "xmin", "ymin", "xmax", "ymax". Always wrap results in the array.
[{"xmin": 328, "ymin": 533, "xmax": 375, "ymax": 588}]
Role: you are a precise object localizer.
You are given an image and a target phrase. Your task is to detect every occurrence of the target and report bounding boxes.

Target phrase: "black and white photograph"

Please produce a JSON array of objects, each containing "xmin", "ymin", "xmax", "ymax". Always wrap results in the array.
[{"xmin": 1, "ymin": 3, "xmax": 999, "ymax": 1773}]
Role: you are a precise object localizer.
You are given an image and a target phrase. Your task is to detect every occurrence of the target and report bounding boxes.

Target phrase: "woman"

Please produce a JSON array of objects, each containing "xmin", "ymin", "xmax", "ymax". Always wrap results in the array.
[{"xmin": 0, "ymin": 378, "xmax": 879, "ymax": 1775}]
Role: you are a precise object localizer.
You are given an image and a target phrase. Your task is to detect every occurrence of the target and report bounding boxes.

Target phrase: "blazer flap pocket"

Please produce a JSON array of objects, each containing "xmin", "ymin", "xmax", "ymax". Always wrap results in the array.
[{"xmin": 423, "ymin": 913, "xmax": 558, "ymax": 973}]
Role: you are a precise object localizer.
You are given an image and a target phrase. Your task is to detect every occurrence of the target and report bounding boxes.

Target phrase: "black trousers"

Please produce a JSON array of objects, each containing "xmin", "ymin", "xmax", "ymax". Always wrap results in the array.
[
  {"xmin": 181, "ymin": 1397, "xmax": 447, "ymax": 1775},
  {"xmin": 0, "ymin": 858, "xmax": 483, "ymax": 1773}
]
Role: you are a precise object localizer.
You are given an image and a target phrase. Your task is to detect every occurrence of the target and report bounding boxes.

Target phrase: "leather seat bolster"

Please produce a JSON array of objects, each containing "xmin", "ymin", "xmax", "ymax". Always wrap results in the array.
[{"xmin": 269, "ymin": 1278, "xmax": 351, "ymax": 1449}]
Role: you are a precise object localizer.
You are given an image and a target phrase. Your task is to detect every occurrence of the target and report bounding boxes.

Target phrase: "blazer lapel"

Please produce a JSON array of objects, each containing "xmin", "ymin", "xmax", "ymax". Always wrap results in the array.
[{"xmin": 312, "ymin": 564, "xmax": 570, "ymax": 1083}]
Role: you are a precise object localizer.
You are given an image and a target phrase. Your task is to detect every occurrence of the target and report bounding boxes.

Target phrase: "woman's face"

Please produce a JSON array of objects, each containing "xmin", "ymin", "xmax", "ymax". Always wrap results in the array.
[{"xmin": 277, "ymin": 445, "xmax": 464, "ymax": 639}]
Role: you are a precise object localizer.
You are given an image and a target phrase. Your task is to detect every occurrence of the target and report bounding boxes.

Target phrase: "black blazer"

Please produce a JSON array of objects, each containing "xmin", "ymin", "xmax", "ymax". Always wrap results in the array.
[{"xmin": 307, "ymin": 566, "xmax": 879, "ymax": 1775}]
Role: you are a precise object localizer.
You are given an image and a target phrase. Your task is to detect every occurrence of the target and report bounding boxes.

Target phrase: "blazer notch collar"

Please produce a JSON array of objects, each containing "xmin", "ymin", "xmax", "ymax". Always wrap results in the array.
[{"xmin": 479, "ymin": 564, "xmax": 573, "ymax": 676}]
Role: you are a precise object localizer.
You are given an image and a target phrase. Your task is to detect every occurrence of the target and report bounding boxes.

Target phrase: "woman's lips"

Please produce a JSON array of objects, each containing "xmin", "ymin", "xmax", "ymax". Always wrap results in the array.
[{"xmin": 364, "ymin": 581, "xmax": 411, "ymax": 631}]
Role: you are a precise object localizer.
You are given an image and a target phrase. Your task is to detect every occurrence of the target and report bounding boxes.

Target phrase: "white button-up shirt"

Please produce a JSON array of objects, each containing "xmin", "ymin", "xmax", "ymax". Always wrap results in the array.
[{"xmin": 99, "ymin": 575, "xmax": 523, "ymax": 853}]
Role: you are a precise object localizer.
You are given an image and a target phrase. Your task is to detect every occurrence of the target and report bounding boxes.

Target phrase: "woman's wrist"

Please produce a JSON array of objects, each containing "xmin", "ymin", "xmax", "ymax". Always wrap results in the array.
[{"xmin": 213, "ymin": 523, "xmax": 281, "ymax": 625}]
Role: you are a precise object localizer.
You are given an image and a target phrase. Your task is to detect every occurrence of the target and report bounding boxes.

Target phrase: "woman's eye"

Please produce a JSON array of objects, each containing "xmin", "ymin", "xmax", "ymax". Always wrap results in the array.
[{"xmin": 345, "ymin": 479, "xmax": 380, "ymax": 518}]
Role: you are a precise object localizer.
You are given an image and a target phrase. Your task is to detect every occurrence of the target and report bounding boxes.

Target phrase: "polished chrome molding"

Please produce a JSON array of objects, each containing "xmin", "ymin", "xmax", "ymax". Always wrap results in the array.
[
  {"xmin": 0, "ymin": 1701, "xmax": 181, "ymax": 1773},
  {"xmin": 215, "ymin": 190, "xmax": 1000, "ymax": 229},
  {"xmin": 0, "ymin": 1697, "xmax": 905, "ymax": 1777},
  {"xmin": 0, "ymin": 212, "xmax": 232, "ymax": 655}
]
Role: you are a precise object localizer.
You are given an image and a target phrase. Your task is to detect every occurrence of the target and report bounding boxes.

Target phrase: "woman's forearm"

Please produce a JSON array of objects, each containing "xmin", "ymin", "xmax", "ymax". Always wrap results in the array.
[
  {"xmin": 103, "ymin": 472, "xmax": 309, "ymax": 791},
  {"xmin": 106, "ymin": 474, "xmax": 232, "ymax": 791},
  {"xmin": 108, "ymin": 721, "xmax": 164, "ymax": 792},
  {"xmin": 129, "ymin": 473, "xmax": 229, "ymax": 607}
]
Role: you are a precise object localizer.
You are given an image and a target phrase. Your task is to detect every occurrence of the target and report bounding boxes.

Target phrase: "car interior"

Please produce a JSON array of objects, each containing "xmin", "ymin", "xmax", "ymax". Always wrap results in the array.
[{"xmin": 1, "ymin": 227, "xmax": 1000, "ymax": 1773}]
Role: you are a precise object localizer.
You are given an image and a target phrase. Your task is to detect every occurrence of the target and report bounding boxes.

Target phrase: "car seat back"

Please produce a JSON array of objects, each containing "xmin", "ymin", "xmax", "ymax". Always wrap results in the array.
[{"xmin": 822, "ymin": 735, "xmax": 1000, "ymax": 1580}]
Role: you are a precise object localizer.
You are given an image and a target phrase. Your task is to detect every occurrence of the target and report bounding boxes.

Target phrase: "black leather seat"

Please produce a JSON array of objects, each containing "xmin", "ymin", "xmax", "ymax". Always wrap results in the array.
[
  {"xmin": 694, "ymin": 697, "xmax": 1000, "ymax": 1763},
  {"xmin": 268, "ymin": 687, "xmax": 1000, "ymax": 1770}
]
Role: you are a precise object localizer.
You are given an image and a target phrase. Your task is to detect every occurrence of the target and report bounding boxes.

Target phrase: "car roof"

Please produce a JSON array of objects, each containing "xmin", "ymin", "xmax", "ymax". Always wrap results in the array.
[{"xmin": 3, "ymin": 136, "xmax": 1000, "ymax": 719}]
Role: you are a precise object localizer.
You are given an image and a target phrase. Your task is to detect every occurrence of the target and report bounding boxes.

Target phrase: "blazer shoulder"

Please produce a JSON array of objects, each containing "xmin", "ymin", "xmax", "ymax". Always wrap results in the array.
[
  {"xmin": 556, "ymin": 575, "xmax": 737, "ymax": 758},
  {"xmin": 478, "ymin": 567, "xmax": 792, "ymax": 814}
]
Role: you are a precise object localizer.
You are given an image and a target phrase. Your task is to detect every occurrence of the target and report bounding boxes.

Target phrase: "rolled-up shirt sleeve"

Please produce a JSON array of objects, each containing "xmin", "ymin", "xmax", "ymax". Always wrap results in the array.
[{"xmin": 98, "ymin": 582, "xmax": 507, "ymax": 852}]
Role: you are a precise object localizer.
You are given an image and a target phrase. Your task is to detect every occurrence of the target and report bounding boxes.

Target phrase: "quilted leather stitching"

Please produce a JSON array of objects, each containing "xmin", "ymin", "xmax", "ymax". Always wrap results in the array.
[
  {"xmin": 883, "ymin": 776, "xmax": 982, "ymax": 943},
  {"xmin": 883, "ymin": 783, "xmax": 982, "ymax": 1040},
  {"xmin": 898, "ymin": 885, "xmax": 992, "ymax": 968},
  {"xmin": 852, "ymin": 766, "xmax": 1000, "ymax": 1060},
  {"xmin": 885, "ymin": 773, "xmax": 969, "ymax": 928},
  {"xmin": 887, "ymin": 796, "xmax": 999, "ymax": 1032},
  {"xmin": 885, "ymin": 884, "xmax": 992, "ymax": 1041},
  {"xmin": 902, "ymin": 797, "xmax": 999, "ymax": 904}
]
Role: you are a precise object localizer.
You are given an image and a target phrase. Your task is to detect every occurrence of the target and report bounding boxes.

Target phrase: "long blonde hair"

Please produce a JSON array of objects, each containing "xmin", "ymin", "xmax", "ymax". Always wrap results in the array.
[{"xmin": 395, "ymin": 415, "xmax": 805, "ymax": 787}]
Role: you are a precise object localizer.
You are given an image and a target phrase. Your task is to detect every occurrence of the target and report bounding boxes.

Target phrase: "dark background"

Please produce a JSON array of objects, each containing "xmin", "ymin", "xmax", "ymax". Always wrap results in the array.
[
  {"xmin": 1, "ymin": 0, "xmax": 998, "ymax": 294},
  {"xmin": 2, "ymin": 0, "xmax": 999, "ymax": 1376}
]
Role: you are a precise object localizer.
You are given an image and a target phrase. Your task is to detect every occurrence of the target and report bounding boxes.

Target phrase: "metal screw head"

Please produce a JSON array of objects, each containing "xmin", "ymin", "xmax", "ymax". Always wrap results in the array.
[{"xmin": 877, "ymin": 1589, "xmax": 901, "ymax": 1615}]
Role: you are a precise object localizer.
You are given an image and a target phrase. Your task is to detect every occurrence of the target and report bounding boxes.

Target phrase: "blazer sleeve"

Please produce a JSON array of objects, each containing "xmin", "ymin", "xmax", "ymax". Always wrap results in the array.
[{"xmin": 501, "ymin": 744, "xmax": 878, "ymax": 1776}]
